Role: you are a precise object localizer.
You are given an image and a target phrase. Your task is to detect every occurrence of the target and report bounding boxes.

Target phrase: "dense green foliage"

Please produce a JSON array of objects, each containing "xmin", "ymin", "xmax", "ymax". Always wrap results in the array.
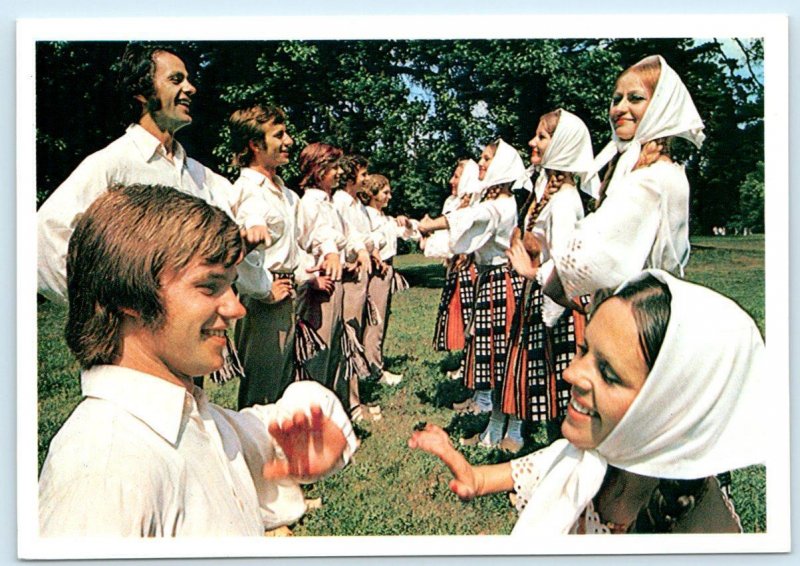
[
  {"xmin": 36, "ymin": 38, "xmax": 763, "ymax": 232},
  {"xmin": 36, "ymin": 237, "xmax": 767, "ymax": 535}
]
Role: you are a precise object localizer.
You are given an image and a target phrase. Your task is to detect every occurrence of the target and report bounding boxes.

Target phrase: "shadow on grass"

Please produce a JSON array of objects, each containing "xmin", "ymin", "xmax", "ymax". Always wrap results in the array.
[
  {"xmin": 396, "ymin": 263, "xmax": 446, "ymax": 289},
  {"xmin": 384, "ymin": 354, "xmax": 410, "ymax": 369},
  {"xmin": 415, "ymin": 376, "xmax": 471, "ymax": 409},
  {"xmin": 438, "ymin": 351, "xmax": 464, "ymax": 373},
  {"xmin": 359, "ymin": 378, "xmax": 380, "ymax": 405}
]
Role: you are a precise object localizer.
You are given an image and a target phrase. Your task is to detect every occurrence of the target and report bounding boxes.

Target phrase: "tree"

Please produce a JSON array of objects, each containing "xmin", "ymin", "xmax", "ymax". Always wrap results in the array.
[{"xmin": 34, "ymin": 38, "xmax": 764, "ymax": 234}]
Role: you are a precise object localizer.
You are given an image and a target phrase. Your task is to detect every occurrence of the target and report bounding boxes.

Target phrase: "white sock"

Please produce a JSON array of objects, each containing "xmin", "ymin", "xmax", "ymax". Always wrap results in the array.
[
  {"xmin": 473, "ymin": 389, "xmax": 493, "ymax": 411},
  {"xmin": 481, "ymin": 407, "xmax": 506, "ymax": 444},
  {"xmin": 505, "ymin": 416, "xmax": 524, "ymax": 443}
]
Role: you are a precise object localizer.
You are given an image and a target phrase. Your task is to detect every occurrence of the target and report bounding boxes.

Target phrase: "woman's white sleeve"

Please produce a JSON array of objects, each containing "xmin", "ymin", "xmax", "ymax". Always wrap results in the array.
[
  {"xmin": 446, "ymin": 202, "xmax": 498, "ymax": 255},
  {"xmin": 552, "ymin": 171, "xmax": 661, "ymax": 298}
]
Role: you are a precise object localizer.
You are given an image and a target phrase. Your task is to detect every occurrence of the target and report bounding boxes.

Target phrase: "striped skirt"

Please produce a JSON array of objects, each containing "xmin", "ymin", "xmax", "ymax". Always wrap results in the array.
[
  {"xmin": 461, "ymin": 263, "xmax": 525, "ymax": 391},
  {"xmin": 501, "ymin": 281, "xmax": 586, "ymax": 421},
  {"xmin": 433, "ymin": 257, "xmax": 478, "ymax": 351}
]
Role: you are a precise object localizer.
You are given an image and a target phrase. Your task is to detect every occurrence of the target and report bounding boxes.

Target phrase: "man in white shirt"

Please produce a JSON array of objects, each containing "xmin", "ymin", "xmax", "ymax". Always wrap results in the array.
[
  {"xmin": 226, "ymin": 103, "xmax": 305, "ymax": 408},
  {"xmin": 38, "ymin": 183, "xmax": 356, "ymax": 537},
  {"xmin": 37, "ymin": 42, "xmax": 255, "ymax": 304},
  {"xmin": 332, "ymin": 155, "xmax": 387, "ymax": 416}
]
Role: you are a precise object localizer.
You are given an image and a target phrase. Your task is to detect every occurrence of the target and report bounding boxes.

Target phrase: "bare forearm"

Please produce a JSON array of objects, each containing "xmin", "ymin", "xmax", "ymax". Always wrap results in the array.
[
  {"xmin": 473, "ymin": 462, "xmax": 514, "ymax": 496},
  {"xmin": 419, "ymin": 214, "xmax": 450, "ymax": 234}
]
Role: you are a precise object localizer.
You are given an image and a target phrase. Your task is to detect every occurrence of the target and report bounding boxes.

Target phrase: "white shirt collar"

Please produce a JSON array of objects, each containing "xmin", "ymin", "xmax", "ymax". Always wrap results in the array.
[
  {"xmin": 303, "ymin": 187, "xmax": 331, "ymax": 202},
  {"xmin": 126, "ymin": 123, "xmax": 188, "ymax": 166},
  {"xmin": 240, "ymin": 167, "xmax": 287, "ymax": 194},
  {"xmin": 333, "ymin": 190, "xmax": 356, "ymax": 205},
  {"xmin": 80, "ymin": 365, "xmax": 191, "ymax": 446}
]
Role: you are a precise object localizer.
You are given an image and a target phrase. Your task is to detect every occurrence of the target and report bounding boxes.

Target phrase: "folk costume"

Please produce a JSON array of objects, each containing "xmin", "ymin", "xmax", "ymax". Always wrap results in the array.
[
  {"xmin": 501, "ymin": 111, "xmax": 594, "ymax": 438},
  {"xmin": 542, "ymin": 56, "xmax": 705, "ymax": 299},
  {"xmin": 510, "ymin": 271, "xmax": 764, "ymax": 534},
  {"xmin": 363, "ymin": 208, "xmax": 420, "ymax": 378},
  {"xmin": 232, "ymin": 168, "xmax": 308, "ymax": 408},
  {"xmin": 39, "ymin": 374, "xmax": 358, "ymax": 536},
  {"xmin": 332, "ymin": 189, "xmax": 380, "ymax": 415},
  {"xmin": 296, "ymin": 188, "xmax": 370, "ymax": 416},
  {"xmin": 429, "ymin": 159, "xmax": 481, "ymax": 352},
  {"xmin": 37, "ymin": 123, "xmax": 255, "ymax": 385},
  {"xmin": 448, "ymin": 140, "xmax": 529, "ymax": 441}
]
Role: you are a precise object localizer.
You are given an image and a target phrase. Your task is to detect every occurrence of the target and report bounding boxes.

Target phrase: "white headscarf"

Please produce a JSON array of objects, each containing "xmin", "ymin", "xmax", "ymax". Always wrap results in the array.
[
  {"xmin": 532, "ymin": 109, "xmax": 595, "ymax": 199},
  {"xmin": 456, "ymin": 159, "xmax": 481, "ymax": 197},
  {"xmin": 512, "ymin": 269, "xmax": 764, "ymax": 535},
  {"xmin": 480, "ymin": 138, "xmax": 533, "ymax": 193},
  {"xmin": 589, "ymin": 55, "xmax": 705, "ymax": 198}
]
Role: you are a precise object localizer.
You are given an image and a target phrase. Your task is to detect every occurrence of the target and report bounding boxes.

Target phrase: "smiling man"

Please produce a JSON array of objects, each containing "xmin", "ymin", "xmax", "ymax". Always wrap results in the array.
[
  {"xmin": 37, "ymin": 42, "xmax": 241, "ymax": 304},
  {"xmin": 38, "ymin": 184, "xmax": 357, "ymax": 537},
  {"xmin": 227, "ymin": 103, "xmax": 308, "ymax": 409}
]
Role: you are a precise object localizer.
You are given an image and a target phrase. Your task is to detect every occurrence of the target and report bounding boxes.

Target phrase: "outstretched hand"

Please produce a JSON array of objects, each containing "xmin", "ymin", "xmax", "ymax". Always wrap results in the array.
[
  {"xmin": 408, "ymin": 423, "xmax": 481, "ymax": 501},
  {"xmin": 263, "ymin": 405, "xmax": 347, "ymax": 483}
]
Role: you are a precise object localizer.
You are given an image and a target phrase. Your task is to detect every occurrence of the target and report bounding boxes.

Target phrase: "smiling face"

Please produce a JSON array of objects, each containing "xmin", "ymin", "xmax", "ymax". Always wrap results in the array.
[
  {"xmin": 145, "ymin": 50, "xmax": 196, "ymax": 133},
  {"xmin": 371, "ymin": 183, "xmax": 392, "ymax": 210},
  {"xmin": 561, "ymin": 297, "xmax": 649, "ymax": 450},
  {"xmin": 253, "ymin": 118, "xmax": 293, "ymax": 172},
  {"xmin": 318, "ymin": 163, "xmax": 343, "ymax": 194},
  {"xmin": 609, "ymin": 71, "xmax": 653, "ymax": 141},
  {"xmin": 477, "ymin": 144, "xmax": 497, "ymax": 181},
  {"xmin": 448, "ymin": 162, "xmax": 465, "ymax": 195},
  {"xmin": 133, "ymin": 257, "xmax": 246, "ymax": 387},
  {"xmin": 528, "ymin": 119, "xmax": 553, "ymax": 166},
  {"xmin": 353, "ymin": 166, "xmax": 370, "ymax": 191}
]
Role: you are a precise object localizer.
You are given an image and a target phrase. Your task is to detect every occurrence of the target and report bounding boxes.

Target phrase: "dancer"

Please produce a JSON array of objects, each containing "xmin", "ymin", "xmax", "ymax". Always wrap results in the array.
[
  {"xmin": 295, "ymin": 143, "xmax": 373, "ymax": 422},
  {"xmin": 499, "ymin": 109, "xmax": 595, "ymax": 452},
  {"xmin": 419, "ymin": 139, "xmax": 529, "ymax": 445},
  {"xmin": 36, "ymin": 42, "xmax": 260, "ymax": 386},
  {"xmin": 509, "ymin": 55, "xmax": 705, "ymax": 305},
  {"xmin": 39, "ymin": 184, "xmax": 357, "ymax": 537},
  {"xmin": 227, "ymin": 102, "xmax": 302, "ymax": 408},
  {"xmin": 360, "ymin": 174, "xmax": 420, "ymax": 384},
  {"xmin": 428, "ymin": 159, "xmax": 481, "ymax": 368},
  {"xmin": 410, "ymin": 270, "xmax": 763, "ymax": 534}
]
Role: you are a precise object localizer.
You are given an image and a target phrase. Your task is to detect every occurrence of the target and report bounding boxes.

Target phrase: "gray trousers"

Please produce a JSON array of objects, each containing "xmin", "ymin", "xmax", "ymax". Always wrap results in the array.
[
  {"xmin": 295, "ymin": 280, "xmax": 347, "ymax": 407},
  {"xmin": 235, "ymin": 295, "xmax": 295, "ymax": 408},
  {"xmin": 363, "ymin": 266, "xmax": 393, "ymax": 376}
]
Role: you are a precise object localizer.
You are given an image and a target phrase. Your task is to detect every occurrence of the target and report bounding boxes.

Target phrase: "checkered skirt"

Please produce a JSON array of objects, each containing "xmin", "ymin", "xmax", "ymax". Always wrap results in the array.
[
  {"xmin": 461, "ymin": 263, "xmax": 525, "ymax": 391},
  {"xmin": 501, "ymin": 283, "xmax": 587, "ymax": 420},
  {"xmin": 433, "ymin": 258, "xmax": 478, "ymax": 351}
]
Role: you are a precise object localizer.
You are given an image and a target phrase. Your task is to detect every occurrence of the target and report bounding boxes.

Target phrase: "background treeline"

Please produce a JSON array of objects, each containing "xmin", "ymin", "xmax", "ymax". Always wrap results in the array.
[{"xmin": 35, "ymin": 37, "xmax": 764, "ymax": 234}]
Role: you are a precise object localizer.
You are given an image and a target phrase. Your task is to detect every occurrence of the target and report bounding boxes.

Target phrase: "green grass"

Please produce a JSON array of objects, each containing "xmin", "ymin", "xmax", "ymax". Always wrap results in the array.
[{"xmin": 36, "ymin": 237, "xmax": 767, "ymax": 534}]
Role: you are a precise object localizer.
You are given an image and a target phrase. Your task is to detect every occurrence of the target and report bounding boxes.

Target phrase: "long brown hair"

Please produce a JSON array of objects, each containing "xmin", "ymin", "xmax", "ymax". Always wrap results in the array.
[
  {"xmin": 298, "ymin": 142, "xmax": 343, "ymax": 190},
  {"xmin": 66, "ymin": 184, "xmax": 242, "ymax": 369}
]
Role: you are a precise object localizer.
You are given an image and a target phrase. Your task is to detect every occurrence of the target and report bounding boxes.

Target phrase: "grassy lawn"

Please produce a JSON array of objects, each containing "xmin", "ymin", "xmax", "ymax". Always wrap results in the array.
[{"xmin": 35, "ymin": 235, "xmax": 767, "ymax": 535}]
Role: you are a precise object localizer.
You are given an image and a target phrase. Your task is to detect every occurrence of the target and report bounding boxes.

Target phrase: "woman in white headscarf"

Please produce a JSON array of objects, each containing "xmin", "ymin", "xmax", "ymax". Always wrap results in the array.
[
  {"xmin": 428, "ymin": 159, "xmax": 481, "ymax": 356},
  {"xmin": 498, "ymin": 109, "xmax": 595, "ymax": 453},
  {"xmin": 409, "ymin": 269, "xmax": 763, "ymax": 534},
  {"xmin": 508, "ymin": 55, "xmax": 705, "ymax": 306},
  {"xmin": 419, "ymin": 139, "xmax": 530, "ymax": 444}
]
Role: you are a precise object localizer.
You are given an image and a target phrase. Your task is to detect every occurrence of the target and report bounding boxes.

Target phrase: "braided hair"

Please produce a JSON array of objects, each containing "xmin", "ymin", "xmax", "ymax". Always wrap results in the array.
[{"xmin": 522, "ymin": 110, "xmax": 576, "ymax": 231}]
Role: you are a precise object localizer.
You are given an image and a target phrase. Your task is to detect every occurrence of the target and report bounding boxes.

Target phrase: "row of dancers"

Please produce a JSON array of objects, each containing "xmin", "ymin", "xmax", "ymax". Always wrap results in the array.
[
  {"xmin": 413, "ymin": 54, "xmax": 703, "ymax": 454},
  {"xmin": 406, "ymin": 53, "xmax": 764, "ymax": 534}
]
